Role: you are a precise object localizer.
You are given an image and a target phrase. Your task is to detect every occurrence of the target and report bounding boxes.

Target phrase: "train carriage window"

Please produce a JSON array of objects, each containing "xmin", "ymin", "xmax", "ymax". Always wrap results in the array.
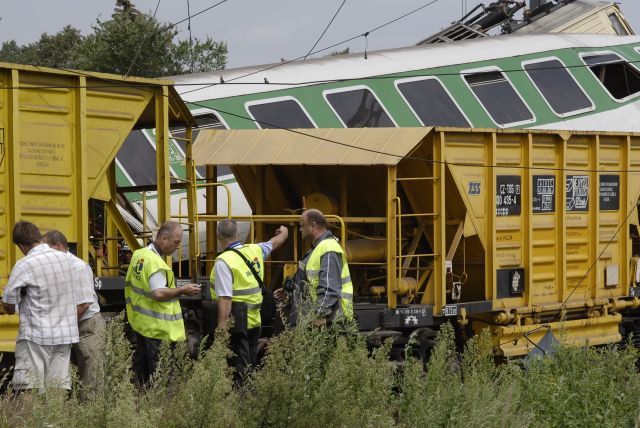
[
  {"xmin": 324, "ymin": 87, "xmax": 395, "ymax": 128},
  {"xmin": 246, "ymin": 98, "xmax": 315, "ymax": 129},
  {"xmin": 170, "ymin": 113, "xmax": 226, "ymax": 152},
  {"xmin": 170, "ymin": 112, "xmax": 227, "ymax": 178},
  {"xmin": 116, "ymin": 130, "xmax": 159, "ymax": 186},
  {"xmin": 463, "ymin": 70, "xmax": 534, "ymax": 126},
  {"xmin": 395, "ymin": 78, "xmax": 470, "ymax": 127},
  {"xmin": 523, "ymin": 59, "xmax": 593, "ymax": 116},
  {"xmin": 582, "ymin": 52, "xmax": 640, "ymax": 100},
  {"xmin": 608, "ymin": 14, "xmax": 629, "ymax": 35}
]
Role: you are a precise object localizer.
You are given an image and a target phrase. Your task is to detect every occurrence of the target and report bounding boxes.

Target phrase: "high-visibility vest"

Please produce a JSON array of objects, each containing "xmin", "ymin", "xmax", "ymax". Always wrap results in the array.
[
  {"xmin": 305, "ymin": 237, "xmax": 353, "ymax": 320},
  {"xmin": 125, "ymin": 247, "xmax": 185, "ymax": 342},
  {"xmin": 210, "ymin": 244, "xmax": 264, "ymax": 330}
]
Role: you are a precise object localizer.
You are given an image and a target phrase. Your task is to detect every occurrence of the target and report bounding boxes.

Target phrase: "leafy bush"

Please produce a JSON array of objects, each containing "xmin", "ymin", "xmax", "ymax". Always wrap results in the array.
[
  {"xmin": 2, "ymin": 314, "xmax": 640, "ymax": 427},
  {"xmin": 516, "ymin": 342, "xmax": 640, "ymax": 428}
]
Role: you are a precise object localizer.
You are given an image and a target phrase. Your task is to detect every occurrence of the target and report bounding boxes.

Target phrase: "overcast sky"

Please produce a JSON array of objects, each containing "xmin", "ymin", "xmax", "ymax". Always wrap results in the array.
[{"xmin": 1, "ymin": 1, "xmax": 640, "ymax": 69}]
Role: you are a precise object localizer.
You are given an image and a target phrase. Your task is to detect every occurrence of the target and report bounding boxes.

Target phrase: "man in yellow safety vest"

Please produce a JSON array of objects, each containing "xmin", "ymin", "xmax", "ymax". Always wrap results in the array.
[
  {"xmin": 125, "ymin": 221, "xmax": 200, "ymax": 386},
  {"xmin": 275, "ymin": 209, "xmax": 353, "ymax": 326},
  {"xmin": 211, "ymin": 219, "xmax": 288, "ymax": 385}
]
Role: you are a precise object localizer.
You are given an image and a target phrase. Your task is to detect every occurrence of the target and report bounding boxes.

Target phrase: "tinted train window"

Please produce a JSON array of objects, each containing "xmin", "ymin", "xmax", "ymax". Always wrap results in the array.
[
  {"xmin": 396, "ymin": 78, "xmax": 470, "ymax": 127},
  {"xmin": 583, "ymin": 53, "xmax": 640, "ymax": 100},
  {"xmin": 116, "ymin": 131, "xmax": 157, "ymax": 186},
  {"xmin": 325, "ymin": 88, "xmax": 394, "ymax": 128},
  {"xmin": 170, "ymin": 113, "xmax": 226, "ymax": 178},
  {"xmin": 524, "ymin": 59, "xmax": 592, "ymax": 115},
  {"xmin": 464, "ymin": 71, "xmax": 533, "ymax": 126},
  {"xmin": 608, "ymin": 14, "xmax": 629, "ymax": 35},
  {"xmin": 171, "ymin": 113, "xmax": 226, "ymax": 152},
  {"xmin": 247, "ymin": 99, "xmax": 314, "ymax": 129}
]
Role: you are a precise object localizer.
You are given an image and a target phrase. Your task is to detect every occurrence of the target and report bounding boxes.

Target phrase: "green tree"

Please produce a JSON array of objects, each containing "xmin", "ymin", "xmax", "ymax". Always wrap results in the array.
[
  {"xmin": 0, "ymin": 1, "xmax": 227, "ymax": 77},
  {"xmin": 76, "ymin": 3, "xmax": 227, "ymax": 77},
  {"xmin": 32, "ymin": 26, "xmax": 84, "ymax": 69},
  {"xmin": 170, "ymin": 37, "xmax": 228, "ymax": 75},
  {"xmin": 76, "ymin": 10, "xmax": 176, "ymax": 76},
  {"xmin": 0, "ymin": 40, "xmax": 29, "ymax": 64},
  {"xmin": 0, "ymin": 25, "xmax": 82, "ymax": 69}
]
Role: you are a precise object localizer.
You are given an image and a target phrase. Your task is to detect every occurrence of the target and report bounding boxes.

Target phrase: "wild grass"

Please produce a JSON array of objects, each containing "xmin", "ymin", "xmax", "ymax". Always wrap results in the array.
[{"xmin": 2, "ymin": 314, "xmax": 640, "ymax": 428}]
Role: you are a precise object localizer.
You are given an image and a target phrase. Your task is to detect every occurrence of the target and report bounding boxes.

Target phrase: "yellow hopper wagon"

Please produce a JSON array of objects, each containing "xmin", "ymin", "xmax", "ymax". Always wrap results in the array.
[
  {"xmin": 0, "ymin": 62, "xmax": 195, "ymax": 354},
  {"xmin": 191, "ymin": 127, "xmax": 640, "ymax": 358}
]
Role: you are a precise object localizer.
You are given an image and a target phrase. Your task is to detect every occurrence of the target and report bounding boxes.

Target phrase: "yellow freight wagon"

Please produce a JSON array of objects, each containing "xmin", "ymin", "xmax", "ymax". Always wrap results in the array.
[
  {"xmin": 191, "ymin": 127, "xmax": 640, "ymax": 357},
  {"xmin": 0, "ymin": 62, "xmax": 194, "ymax": 352}
]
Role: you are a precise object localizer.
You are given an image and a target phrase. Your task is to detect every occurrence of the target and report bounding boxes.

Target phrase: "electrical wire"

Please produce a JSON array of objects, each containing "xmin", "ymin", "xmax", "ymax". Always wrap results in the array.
[
  {"xmin": 21, "ymin": 61, "xmax": 640, "ymax": 175},
  {"xmin": 124, "ymin": 0, "xmax": 230, "ymax": 77},
  {"xmin": 187, "ymin": 0, "xmax": 194, "ymax": 74},
  {"xmin": 125, "ymin": 0, "xmax": 162, "ymax": 77},
  {"xmin": 303, "ymin": 0, "xmax": 347, "ymax": 60},
  {"xmin": 198, "ymin": 103, "xmax": 640, "ymax": 175},
  {"xmin": 7, "ymin": 46, "xmax": 640, "ymax": 89},
  {"xmin": 147, "ymin": 55, "xmax": 640, "ymax": 89},
  {"xmin": 179, "ymin": 0, "xmax": 444, "ymax": 96},
  {"xmin": 170, "ymin": 0, "xmax": 229, "ymax": 28}
]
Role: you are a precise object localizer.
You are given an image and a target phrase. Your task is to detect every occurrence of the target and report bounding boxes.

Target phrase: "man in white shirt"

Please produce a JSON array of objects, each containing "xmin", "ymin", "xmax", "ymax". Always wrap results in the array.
[
  {"xmin": 43, "ymin": 230, "xmax": 105, "ymax": 396},
  {"xmin": 2, "ymin": 221, "xmax": 81, "ymax": 391},
  {"xmin": 210, "ymin": 219, "xmax": 288, "ymax": 385}
]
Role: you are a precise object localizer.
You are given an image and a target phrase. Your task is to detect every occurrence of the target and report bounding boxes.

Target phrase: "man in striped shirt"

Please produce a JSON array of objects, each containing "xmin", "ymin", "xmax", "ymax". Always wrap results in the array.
[{"xmin": 2, "ymin": 221, "xmax": 81, "ymax": 391}]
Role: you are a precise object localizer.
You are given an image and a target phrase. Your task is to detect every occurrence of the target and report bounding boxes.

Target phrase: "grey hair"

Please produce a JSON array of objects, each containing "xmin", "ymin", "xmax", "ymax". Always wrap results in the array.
[
  {"xmin": 303, "ymin": 209, "xmax": 327, "ymax": 229},
  {"xmin": 217, "ymin": 219, "xmax": 239, "ymax": 241},
  {"xmin": 43, "ymin": 230, "xmax": 69, "ymax": 249},
  {"xmin": 157, "ymin": 221, "xmax": 182, "ymax": 238}
]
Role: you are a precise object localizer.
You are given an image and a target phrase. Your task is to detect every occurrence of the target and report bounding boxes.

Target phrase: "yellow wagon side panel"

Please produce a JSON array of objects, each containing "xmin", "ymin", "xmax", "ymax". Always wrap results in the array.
[{"xmin": 0, "ymin": 63, "xmax": 191, "ymax": 352}]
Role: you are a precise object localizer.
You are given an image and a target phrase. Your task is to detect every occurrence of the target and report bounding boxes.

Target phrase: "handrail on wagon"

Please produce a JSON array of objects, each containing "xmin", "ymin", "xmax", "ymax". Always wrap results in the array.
[
  {"xmin": 193, "ymin": 181, "xmax": 232, "ymax": 221},
  {"xmin": 173, "ymin": 213, "xmax": 349, "ymax": 252}
]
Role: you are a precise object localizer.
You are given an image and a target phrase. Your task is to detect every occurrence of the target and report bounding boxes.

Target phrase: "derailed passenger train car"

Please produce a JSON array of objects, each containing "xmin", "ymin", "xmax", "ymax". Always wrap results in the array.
[{"xmin": 190, "ymin": 127, "xmax": 640, "ymax": 357}]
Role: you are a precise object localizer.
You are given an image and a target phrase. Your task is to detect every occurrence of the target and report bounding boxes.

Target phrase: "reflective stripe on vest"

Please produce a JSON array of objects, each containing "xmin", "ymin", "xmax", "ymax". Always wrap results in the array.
[
  {"xmin": 210, "ymin": 244, "xmax": 264, "ymax": 329},
  {"xmin": 305, "ymin": 237, "xmax": 354, "ymax": 320},
  {"xmin": 125, "ymin": 281, "xmax": 178, "ymax": 303},
  {"xmin": 125, "ymin": 298, "xmax": 183, "ymax": 321},
  {"xmin": 125, "ymin": 247, "xmax": 186, "ymax": 342}
]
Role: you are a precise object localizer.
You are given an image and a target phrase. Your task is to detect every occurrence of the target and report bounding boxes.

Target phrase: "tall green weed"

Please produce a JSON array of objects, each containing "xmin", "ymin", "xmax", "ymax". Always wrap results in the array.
[{"xmin": 2, "ymin": 313, "xmax": 640, "ymax": 427}]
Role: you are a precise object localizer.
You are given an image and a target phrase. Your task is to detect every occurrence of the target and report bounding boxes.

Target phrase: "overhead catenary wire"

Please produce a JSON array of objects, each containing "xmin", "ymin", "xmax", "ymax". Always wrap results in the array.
[
  {"xmin": 125, "ymin": 0, "xmax": 162, "ymax": 77},
  {"xmin": 178, "ymin": 0, "xmax": 444, "ymax": 96},
  {"xmin": 3, "ymin": 57, "xmax": 639, "ymax": 88},
  {"xmin": 170, "ymin": 0, "xmax": 229, "ymax": 28},
  {"xmin": 19, "ymin": 61, "xmax": 640, "ymax": 175},
  {"xmin": 124, "ymin": 0, "xmax": 230, "ymax": 77},
  {"xmin": 303, "ymin": 0, "xmax": 347, "ymax": 60},
  {"xmin": 102, "ymin": 55, "xmax": 640, "ymax": 89},
  {"xmin": 22, "ymin": 62, "xmax": 640, "ymax": 175},
  {"xmin": 9, "ymin": 42, "xmax": 640, "ymax": 89}
]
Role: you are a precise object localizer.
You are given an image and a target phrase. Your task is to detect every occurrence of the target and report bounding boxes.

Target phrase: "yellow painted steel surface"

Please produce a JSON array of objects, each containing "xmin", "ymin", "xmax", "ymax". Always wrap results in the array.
[
  {"xmin": 192, "ymin": 127, "xmax": 430, "ymax": 166},
  {"xmin": 193, "ymin": 127, "xmax": 640, "ymax": 356},
  {"xmin": 443, "ymin": 130, "xmax": 640, "ymax": 310},
  {"xmin": 0, "ymin": 62, "xmax": 192, "ymax": 352},
  {"xmin": 473, "ymin": 314, "xmax": 623, "ymax": 357}
]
